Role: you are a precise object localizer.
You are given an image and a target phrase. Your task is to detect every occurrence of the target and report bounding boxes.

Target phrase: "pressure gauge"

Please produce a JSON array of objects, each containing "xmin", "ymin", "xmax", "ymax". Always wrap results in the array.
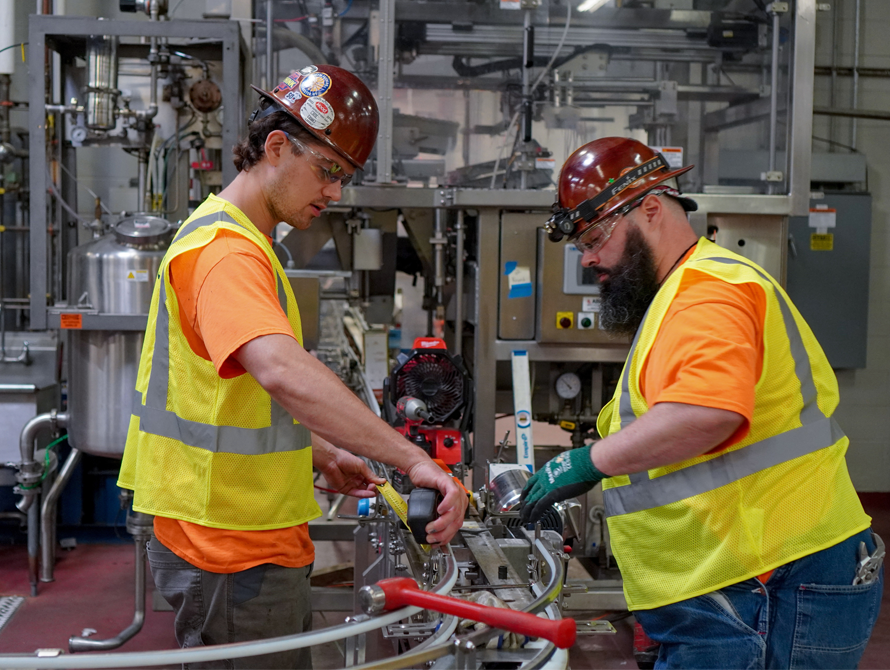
[
  {"xmin": 555, "ymin": 372, "xmax": 582, "ymax": 400},
  {"xmin": 70, "ymin": 126, "xmax": 88, "ymax": 144}
]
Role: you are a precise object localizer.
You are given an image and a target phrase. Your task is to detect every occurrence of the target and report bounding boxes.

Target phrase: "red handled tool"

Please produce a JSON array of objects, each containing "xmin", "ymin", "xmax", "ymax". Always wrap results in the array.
[{"xmin": 359, "ymin": 577, "xmax": 576, "ymax": 649}]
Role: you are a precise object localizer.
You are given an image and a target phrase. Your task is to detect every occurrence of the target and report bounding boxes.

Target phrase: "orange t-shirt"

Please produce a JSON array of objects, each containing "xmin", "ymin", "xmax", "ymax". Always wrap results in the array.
[
  {"xmin": 638, "ymin": 249, "xmax": 772, "ymax": 581},
  {"xmin": 152, "ymin": 223, "xmax": 314, "ymax": 574}
]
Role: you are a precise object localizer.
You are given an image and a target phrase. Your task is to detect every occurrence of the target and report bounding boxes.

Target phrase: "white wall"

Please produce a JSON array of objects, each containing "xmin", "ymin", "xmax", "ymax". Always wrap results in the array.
[{"xmin": 812, "ymin": 0, "xmax": 890, "ymax": 490}]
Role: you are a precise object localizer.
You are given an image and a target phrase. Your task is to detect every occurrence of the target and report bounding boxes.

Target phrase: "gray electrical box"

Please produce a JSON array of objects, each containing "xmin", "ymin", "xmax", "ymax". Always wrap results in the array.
[{"xmin": 786, "ymin": 193, "xmax": 872, "ymax": 369}]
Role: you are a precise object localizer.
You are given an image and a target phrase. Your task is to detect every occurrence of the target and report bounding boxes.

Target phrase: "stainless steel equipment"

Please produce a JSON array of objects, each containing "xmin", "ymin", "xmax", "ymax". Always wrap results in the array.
[
  {"xmin": 84, "ymin": 35, "xmax": 119, "ymax": 130},
  {"xmin": 488, "ymin": 467, "xmax": 531, "ymax": 514},
  {"xmin": 66, "ymin": 215, "xmax": 173, "ymax": 458}
]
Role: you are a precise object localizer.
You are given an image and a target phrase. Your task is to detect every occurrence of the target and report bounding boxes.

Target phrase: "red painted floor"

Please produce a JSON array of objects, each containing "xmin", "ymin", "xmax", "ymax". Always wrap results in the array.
[{"xmin": 1, "ymin": 494, "xmax": 889, "ymax": 669}]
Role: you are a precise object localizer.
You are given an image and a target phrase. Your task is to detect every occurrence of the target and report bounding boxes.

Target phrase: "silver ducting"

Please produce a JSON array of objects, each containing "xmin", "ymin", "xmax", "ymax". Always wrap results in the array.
[
  {"xmin": 66, "ymin": 215, "xmax": 173, "ymax": 458},
  {"xmin": 84, "ymin": 35, "xmax": 119, "ymax": 130}
]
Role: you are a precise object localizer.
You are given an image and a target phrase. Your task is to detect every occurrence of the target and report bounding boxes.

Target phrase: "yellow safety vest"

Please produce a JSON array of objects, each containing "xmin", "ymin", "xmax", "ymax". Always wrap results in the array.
[
  {"xmin": 596, "ymin": 238, "xmax": 869, "ymax": 610},
  {"xmin": 118, "ymin": 200, "xmax": 321, "ymax": 530}
]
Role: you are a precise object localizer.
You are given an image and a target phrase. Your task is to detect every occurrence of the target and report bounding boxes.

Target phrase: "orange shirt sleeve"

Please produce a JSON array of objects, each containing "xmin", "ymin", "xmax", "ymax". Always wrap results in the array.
[
  {"xmin": 168, "ymin": 229, "xmax": 296, "ymax": 378},
  {"xmin": 639, "ymin": 268, "xmax": 767, "ymax": 452}
]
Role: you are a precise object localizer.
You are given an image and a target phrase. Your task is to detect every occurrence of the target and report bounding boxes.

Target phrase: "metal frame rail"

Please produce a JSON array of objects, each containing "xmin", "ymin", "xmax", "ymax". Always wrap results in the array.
[{"xmin": 0, "ymin": 547, "xmax": 458, "ymax": 669}]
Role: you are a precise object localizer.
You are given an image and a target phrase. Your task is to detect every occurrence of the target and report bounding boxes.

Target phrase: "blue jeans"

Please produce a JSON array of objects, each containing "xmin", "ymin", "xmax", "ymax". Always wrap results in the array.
[{"xmin": 634, "ymin": 529, "xmax": 883, "ymax": 669}]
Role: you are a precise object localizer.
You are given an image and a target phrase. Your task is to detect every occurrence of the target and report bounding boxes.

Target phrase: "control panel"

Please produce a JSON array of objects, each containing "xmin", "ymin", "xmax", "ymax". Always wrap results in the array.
[{"xmin": 537, "ymin": 229, "xmax": 629, "ymax": 345}]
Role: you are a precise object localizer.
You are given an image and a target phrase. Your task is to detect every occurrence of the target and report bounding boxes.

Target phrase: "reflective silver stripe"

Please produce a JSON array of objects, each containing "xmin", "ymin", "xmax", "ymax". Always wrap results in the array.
[
  {"xmin": 137, "ymin": 211, "xmax": 309, "ymax": 454},
  {"xmin": 604, "ymin": 416, "xmax": 844, "ymax": 516},
  {"xmin": 133, "ymin": 391, "xmax": 311, "ymax": 455},
  {"xmin": 618, "ymin": 312, "xmax": 650, "ymax": 428},
  {"xmin": 604, "ymin": 252, "xmax": 840, "ymax": 516}
]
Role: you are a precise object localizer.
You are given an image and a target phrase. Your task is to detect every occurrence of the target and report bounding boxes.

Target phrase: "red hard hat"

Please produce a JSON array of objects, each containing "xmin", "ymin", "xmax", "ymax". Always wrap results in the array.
[
  {"xmin": 250, "ymin": 65, "xmax": 379, "ymax": 169},
  {"xmin": 547, "ymin": 137, "xmax": 696, "ymax": 242}
]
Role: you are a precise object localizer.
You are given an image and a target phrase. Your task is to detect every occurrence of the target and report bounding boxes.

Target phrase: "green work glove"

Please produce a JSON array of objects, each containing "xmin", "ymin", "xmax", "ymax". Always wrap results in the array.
[{"xmin": 519, "ymin": 446, "xmax": 606, "ymax": 526}]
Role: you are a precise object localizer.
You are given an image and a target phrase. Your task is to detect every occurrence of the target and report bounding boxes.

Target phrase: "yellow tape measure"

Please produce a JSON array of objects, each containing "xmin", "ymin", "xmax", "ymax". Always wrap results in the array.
[
  {"xmin": 376, "ymin": 481, "xmax": 431, "ymax": 550},
  {"xmin": 376, "ymin": 481, "xmax": 410, "ymax": 529}
]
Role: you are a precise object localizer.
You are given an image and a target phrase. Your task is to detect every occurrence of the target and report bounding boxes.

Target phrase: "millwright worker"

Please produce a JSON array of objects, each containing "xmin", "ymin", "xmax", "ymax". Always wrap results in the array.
[
  {"xmin": 118, "ymin": 65, "xmax": 467, "ymax": 670},
  {"xmin": 521, "ymin": 137, "xmax": 883, "ymax": 669}
]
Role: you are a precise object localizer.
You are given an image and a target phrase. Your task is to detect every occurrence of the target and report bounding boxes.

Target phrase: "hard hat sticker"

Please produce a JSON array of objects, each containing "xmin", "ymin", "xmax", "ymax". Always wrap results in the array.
[
  {"xmin": 300, "ymin": 98, "xmax": 335, "ymax": 130},
  {"xmin": 299, "ymin": 73, "xmax": 332, "ymax": 97},
  {"xmin": 299, "ymin": 65, "xmax": 318, "ymax": 75},
  {"xmin": 284, "ymin": 90, "xmax": 300, "ymax": 105},
  {"xmin": 282, "ymin": 76, "xmax": 299, "ymax": 90}
]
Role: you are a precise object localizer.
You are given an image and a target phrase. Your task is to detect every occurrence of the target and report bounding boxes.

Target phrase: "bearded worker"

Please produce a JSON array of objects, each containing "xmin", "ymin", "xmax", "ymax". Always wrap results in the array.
[
  {"xmin": 520, "ymin": 137, "xmax": 883, "ymax": 669},
  {"xmin": 118, "ymin": 65, "xmax": 466, "ymax": 670}
]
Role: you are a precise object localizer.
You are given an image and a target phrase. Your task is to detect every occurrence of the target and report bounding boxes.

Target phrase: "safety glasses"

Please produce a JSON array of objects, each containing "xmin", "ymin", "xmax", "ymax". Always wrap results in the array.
[
  {"xmin": 285, "ymin": 134, "xmax": 352, "ymax": 187},
  {"xmin": 572, "ymin": 191, "xmax": 665, "ymax": 254}
]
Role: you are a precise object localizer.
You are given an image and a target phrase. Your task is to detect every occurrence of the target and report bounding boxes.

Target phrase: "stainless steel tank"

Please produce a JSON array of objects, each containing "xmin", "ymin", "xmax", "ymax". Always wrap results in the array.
[{"xmin": 66, "ymin": 215, "xmax": 174, "ymax": 458}]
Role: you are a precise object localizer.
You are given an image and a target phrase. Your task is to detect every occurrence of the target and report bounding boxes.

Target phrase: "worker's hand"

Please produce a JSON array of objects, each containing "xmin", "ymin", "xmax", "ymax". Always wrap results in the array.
[
  {"xmin": 519, "ymin": 446, "xmax": 607, "ymax": 526},
  {"xmin": 320, "ymin": 449, "xmax": 386, "ymax": 498},
  {"xmin": 403, "ymin": 460, "xmax": 467, "ymax": 546}
]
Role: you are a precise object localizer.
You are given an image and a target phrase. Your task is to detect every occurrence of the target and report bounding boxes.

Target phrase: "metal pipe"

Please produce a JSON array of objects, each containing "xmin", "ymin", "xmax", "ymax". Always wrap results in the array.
[
  {"xmin": 16, "ymin": 411, "xmax": 68, "ymax": 597},
  {"xmin": 830, "ymin": 0, "xmax": 839, "ymax": 149},
  {"xmin": 39, "ymin": 447, "xmax": 82, "ymax": 582},
  {"xmin": 265, "ymin": 0, "xmax": 273, "ymax": 90},
  {"xmin": 0, "ymin": 74, "xmax": 10, "ymax": 143},
  {"xmin": 520, "ymin": 10, "xmax": 533, "ymax": 191},
  {"xmin": 453, "ymin": 210, "xmax": 464, "ymax": 357},
  {"xmin": 852, "ymin": 0, "xmax": 862, "ymax": 148},
  {"xmin": 432, "ymin": 208, "xmax": 446, "ymax": 331},
  {"xmin": 68, "ymin": 512, "xmax": 152, "ymax": 652},
  {"xmin": 16, "ymin": 411, "xmax": 69, "ymax": 512},
  {"xmin": 27, "ymin": 503, "xmax": 38, "ymax": 596},
  {"xmin": 137, "ymin": 156, "xmax": 147, "ymax": 213},
  {"xmin": 767, "ymin": 6, "xmax": 780, "ymax": 194},
  {"xmin": 0, "ymin": 546, "xmax": 458, "ymax": 668}
]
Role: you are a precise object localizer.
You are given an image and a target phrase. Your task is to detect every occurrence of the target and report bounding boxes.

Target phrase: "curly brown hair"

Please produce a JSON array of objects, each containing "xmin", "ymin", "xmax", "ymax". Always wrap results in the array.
[{"xmin": 232, "ymin": 108, "xmax": 316, "ymax": 172}]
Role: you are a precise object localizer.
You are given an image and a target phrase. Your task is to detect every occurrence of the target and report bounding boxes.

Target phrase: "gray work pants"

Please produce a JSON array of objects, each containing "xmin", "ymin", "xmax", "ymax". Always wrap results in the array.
[{"xmin": 147, "ymin": 536, "xmax": 314, "ymax": 670}]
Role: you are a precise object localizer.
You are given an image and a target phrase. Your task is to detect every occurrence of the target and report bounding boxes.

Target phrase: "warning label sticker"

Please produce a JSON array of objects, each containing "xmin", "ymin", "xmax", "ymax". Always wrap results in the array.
[
  {"xmin": 126, "ymin": 269, "xmax": 150, "ymax": 282},
  {"xmin": 300, "ymin": 98, "xmax": 335, "ymax": 130},
  {"xmin": 811, "ymin": 233, "xmax": 834, "ymax": 251},
  {"xmin": 60, "ymin": 313, "xmax": 83, "ymax": 329}
]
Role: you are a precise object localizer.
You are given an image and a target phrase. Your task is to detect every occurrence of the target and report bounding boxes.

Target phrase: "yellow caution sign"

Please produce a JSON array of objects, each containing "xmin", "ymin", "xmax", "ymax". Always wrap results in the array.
[{"xmin": 811, "ymin": 233, "xmax": 834, "ymax": 251}]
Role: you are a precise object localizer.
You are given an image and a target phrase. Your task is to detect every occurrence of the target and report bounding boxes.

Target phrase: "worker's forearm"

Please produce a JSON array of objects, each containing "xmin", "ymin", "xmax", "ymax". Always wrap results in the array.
[
  {"xmin": 238, "ymin": 335, "xmax": 428, "ymax": 473},
  {"xmin": 591, "ymin": 402, "xmax": 744, "ymax": 476},
  {"xmin": 311, "ymin": 432, "xmax": 338, "ymax": 470}
]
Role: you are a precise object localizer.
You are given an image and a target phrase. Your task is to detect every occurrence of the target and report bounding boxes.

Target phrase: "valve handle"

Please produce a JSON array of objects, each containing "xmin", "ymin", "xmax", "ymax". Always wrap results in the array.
[{"xmin": 366, "ymin": 577, "xmax": 576, "ymax": 649}]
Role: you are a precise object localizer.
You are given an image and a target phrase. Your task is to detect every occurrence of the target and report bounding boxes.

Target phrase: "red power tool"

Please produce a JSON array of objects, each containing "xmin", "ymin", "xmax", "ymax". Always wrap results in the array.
[
  {"xmin": 384, "ymin": 338, "xmax": 472, "ymax": 493},
  {"xmin": 359, "ymin": 577, "xmax": 577, "ymax": 649}
]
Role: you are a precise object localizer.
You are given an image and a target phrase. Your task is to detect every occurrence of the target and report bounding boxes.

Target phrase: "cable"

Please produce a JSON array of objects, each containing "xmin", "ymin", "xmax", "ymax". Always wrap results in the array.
[
  {"xmin": 489, "ymin": 110, "xmax": 520, "ymax": 189},
  {"xmin": 0, "ymin": 42, "xmax": 27, "ymax": 55},
  {"xmin": 338, "ymin": 0, "xmax": 354, "ymax": 17},
  {"xmin": 812, "ymin": 135, "xmax": 862, "ymax": 154},
  {"xmin": 18, "ymin": 434, "xmax": 69, "ymax": 489},
  {"xmin": 531, "ymin": 2, "xmax": 572, "ymax": 92},
  {"xmin": 56, "ymin": 161, "xmax": 114, "ymax": 216}
]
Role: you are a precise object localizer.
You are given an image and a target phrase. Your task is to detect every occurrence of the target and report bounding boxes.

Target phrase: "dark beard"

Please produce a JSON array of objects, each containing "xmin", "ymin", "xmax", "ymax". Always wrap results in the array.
[{"xmin": 596, "ymin": 225, "xmax": 660, "ymax": 336}]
